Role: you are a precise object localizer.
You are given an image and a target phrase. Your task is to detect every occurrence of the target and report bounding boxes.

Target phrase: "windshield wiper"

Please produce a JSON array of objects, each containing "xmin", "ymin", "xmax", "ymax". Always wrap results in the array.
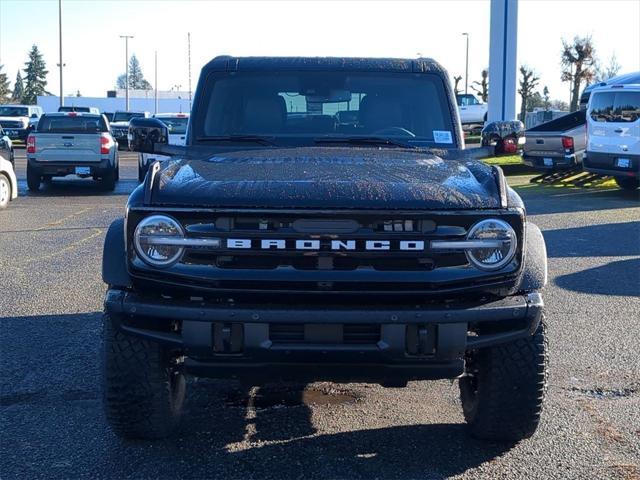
[
  {"xmin": 313, "ymin": 136, "xmax": 414, "ymax": 149},
  {"xmin": 195, "ymin": 135, "xmax": 276, "ymax": 146}
]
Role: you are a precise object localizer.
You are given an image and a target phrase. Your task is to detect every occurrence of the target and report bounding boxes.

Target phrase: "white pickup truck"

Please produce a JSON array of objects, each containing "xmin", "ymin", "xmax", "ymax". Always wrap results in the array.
[{"xmin": 456, "ymin": 94, "xmax": 487, "ymax": 125}]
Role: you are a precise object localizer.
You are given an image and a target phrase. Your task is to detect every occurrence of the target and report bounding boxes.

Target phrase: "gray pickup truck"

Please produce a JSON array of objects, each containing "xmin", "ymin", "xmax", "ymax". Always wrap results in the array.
[
  {"xmin": 522, "ymin": 110, "xmax": 586, "ymax": 170},
  {"xmin": 26, "ymin": 112, "xmax": 119, "ymax": 191}
]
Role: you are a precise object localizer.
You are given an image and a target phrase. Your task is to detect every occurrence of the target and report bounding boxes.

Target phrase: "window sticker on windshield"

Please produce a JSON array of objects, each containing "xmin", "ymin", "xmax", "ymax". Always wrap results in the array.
[{"xmin": 433, "ymin": 130, "xmax": 453, "ymax": 144}]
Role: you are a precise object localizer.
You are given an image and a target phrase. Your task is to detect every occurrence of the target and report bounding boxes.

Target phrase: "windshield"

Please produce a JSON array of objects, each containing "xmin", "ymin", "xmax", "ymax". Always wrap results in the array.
[
  {"xmin": 590, "ymin": 91, "xmax": 640, "ymax": 123},
  {"xmin": 197, "ymin": 71, "xmax": 455, "ymax": 147},
  {"xmin": 113, "ymin": 112, "xmax": 145, "ymax": 123},
  {"xmin": 0, "ymin": 106, "xmax": 29, "ymax": 117},
  {"xmin": 37, "ymin": 115, "xmax": 108, "ymax": 133},
  {"xmin": 156, "ymin": 116, "xmax": 188, "ymax": 134}
]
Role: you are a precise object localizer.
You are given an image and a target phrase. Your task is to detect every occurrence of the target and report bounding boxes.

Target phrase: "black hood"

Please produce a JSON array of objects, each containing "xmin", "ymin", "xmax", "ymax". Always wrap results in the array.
[{"xmin": 151, "ymin": 147, "xmax": 502, "ymax": 210}]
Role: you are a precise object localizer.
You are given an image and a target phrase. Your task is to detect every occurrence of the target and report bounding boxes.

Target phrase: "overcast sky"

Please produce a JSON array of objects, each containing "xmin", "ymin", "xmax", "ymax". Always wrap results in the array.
[{"xmin": 1, "ymin": 0, "xmax": 639, "ymax": 105}]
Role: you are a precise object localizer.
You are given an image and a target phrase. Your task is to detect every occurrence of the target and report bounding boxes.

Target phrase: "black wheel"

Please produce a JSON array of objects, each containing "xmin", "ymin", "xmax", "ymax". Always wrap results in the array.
[
  {"xmin": 99, "ymin": 168, "xmax": 116, "ymax": 191},
  {"xmin": 26, "ymin": 163, "xmax": 41, "ymax": 191},
  {"xmin": 102, "ymin": 312, "xmax": 186, "ymax": 439},
  {"xmin": 459, "ymin": 316, "xmax": 548, "ymax": 442},
  {"xmin": 0, "ymin": 173, "xmax": 10, "ymax": 209},
  {"xmin": 614, "ymin": 176, "xmax": 639, "ymax": 191},
  {"xmin": 138, "ymin": 164, "xmax": 147, "ymax": 183}
]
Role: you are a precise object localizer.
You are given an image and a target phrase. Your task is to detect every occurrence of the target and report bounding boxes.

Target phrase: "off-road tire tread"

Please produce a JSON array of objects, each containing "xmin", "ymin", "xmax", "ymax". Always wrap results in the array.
[
  {"xmin": 614, "ymin": 176, "xmax": 639, "ymax": 191},
  {"xmin": 102, "ymin": 313, "xmax": 184, "ymax": 439},
  {"xmin": 460, "ymin": 316, "xmax": 548, "ymax": 442}
]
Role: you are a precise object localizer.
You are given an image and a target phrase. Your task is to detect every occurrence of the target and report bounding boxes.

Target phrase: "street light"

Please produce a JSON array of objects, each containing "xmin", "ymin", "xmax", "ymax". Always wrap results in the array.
[
  {"xmin": 462, "ymin": 33, "xmax": 470, "ymax": 95},
  {"xmin": 119, "ymin": 35, "xmax": 134, "ymax": 110},
  {"xmin": 58, "ymin": 0, "xmax": 64, "ymax": 107}
]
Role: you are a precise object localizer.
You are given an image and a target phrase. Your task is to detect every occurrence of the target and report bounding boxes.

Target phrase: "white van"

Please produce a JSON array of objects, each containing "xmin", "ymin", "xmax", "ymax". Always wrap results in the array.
[{"xmin": 585, "ymin": 83, "xmax": 640, "ymax": 190}]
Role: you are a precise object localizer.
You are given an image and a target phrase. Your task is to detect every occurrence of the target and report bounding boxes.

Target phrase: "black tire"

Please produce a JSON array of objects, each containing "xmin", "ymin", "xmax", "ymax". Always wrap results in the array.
[
  {"xmin": 99, "ymin": 168, "xmax": 116, "ymax": 191},
  {"xmin": 0, "ymin": 173, "xmax": 10, "ymax": 209},
  {"xmin": 102, "ymin": 312, "xmax": 186, "ymax": 439},
  {"xmin": 459, "ymin": 316, "xmax": 548, "ymax": 442},
  {"xmin": 115, "ymin": 158, "xmax": 120, "ymax": 181},
  {"xmin": 26, "ymin": 163, "xmax": 41, "ymax": 191},
  {"xmin": 614, "ymin": 176, "xmax": 639, "ymax": 191}
]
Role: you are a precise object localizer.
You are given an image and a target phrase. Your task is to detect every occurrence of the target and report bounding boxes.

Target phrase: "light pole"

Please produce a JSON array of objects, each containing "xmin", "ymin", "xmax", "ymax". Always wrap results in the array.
[
  {"xmin": 462, "ymin": 32, "xmax": 470, "ymax": 94},
  {"xmin": 58, "ymin": 0, "xmax": 64, "ymax": 107},
  {"xmin": 119, "ymin": 35, "xmax": 134, "ymax": 110}
]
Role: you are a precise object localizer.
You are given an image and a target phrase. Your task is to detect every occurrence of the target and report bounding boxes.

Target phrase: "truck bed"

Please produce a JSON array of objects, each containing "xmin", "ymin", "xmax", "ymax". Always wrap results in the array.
[{"xmin": 522, "ymin": 111, "xmax": 586, "ymax": 170}]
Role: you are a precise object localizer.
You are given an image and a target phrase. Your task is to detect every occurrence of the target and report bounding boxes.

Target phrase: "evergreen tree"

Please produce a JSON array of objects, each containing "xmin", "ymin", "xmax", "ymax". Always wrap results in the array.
[
  {"xmin": 22, "ymin": 45, "xmax": 49, "ymax": 104},
  {"xmin": 0, "ymin": 65, "xmax": 11, "ymax": 103},
  {"xmin": 116, "ymin": 54, "xmax": 152, "ymax": 90},
  {"xmin": 12, "ymin": 71, "xmax": 24, "ymax": 102}
]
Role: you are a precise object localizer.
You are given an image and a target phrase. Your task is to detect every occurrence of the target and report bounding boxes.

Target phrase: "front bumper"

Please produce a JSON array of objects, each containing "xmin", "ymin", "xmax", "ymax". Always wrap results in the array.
[
  {"xmin": 3, "ymin": 128, "xmax": 29, "ymax": 144},
  {"xmin": 105, "ymin": 289, "xmax": 543, "ymax": 383},
  {"xmin": 584, "ymin": 151, "xmax": 640, "ymax": 178}
]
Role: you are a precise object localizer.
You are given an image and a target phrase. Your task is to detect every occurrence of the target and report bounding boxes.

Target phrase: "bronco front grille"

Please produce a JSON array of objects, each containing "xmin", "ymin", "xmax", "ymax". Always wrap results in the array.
[{"xmin": 0, "ymin": 120, "xmax": 24, "ymax": 129}]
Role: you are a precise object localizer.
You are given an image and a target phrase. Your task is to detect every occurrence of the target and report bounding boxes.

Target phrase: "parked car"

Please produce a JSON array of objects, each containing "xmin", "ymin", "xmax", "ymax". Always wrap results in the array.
[
  {"xmin": 102, "ymin": 56, "xmax": 548, "ymax": 443},
  {"xmin": 58, "ymin": 106, "xmax": 101, "ymax": 114},
  {"xmin": 0, "ymin": 147, "xmax": 17, "ymax": 210},
  {"xmin": 110, "ymin": 111, "xmax": 150, "ymax": 149},
  {"xmin": 522, "ymin": 110, "xmax": 586, "ymax": 170},
  {"xmin": 0, "ymin": 104, "xmax": 43, "ymax": 145},
  {"xmin": 456, "ymin": 93, "xmax": 487, "ymax": 125},
  {"xmin": 584, "ymin": 83, "xmax": 640, "ymax": 190},
  {"xmin": 0, "ymin": 126, "xmax": 15, "ymax": 168},
  {"xmin": 26, "ymin": 112, "xmax": 119, "ymax": 191},
  {"xmin": 137, "ymin": 113, "xmax": 189, "ymax": 182},
  {"xmin": 580, "ymin": 71, "xmax": 640, "ymax": 110}
]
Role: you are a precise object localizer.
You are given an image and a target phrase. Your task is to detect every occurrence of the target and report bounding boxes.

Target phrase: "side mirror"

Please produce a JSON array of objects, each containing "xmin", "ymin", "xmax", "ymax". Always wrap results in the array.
[
  {"xmin": 30, "ymin": 113, "xmax": 38, "ymax": 118},
  {"xmin": 128, "ymin": 117, "xmax": 168, "ymax": 153},
  {"xmin": 481, "ymin": 120, "xmax": 524, "ymax": 155}
]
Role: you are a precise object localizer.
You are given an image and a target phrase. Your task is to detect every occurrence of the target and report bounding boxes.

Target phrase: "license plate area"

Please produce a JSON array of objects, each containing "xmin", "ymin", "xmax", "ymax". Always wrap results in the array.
[
  {"xmin": 543, "ymin": 157, "xmax": 554, "ymax": 166},
  {"xmin": 616, "ymin": 158, "xmax": 631, "ymax": 168},
  {"xmin": 75, "ymin": 166, "xmax": 91, "ymax": 175}
]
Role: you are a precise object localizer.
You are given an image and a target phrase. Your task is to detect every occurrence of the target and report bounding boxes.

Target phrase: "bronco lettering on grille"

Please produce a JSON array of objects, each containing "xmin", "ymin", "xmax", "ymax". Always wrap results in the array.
[{"xmin": 226, "ymin": 238, "xmax": 426, "ymax": 251}]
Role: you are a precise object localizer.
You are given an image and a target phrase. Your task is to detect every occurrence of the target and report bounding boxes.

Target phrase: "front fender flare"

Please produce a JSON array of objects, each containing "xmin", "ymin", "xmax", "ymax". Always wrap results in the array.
[
  {"xmin": 518, "ymin": 222, "xmax": 548, "ymax": 293},
  {"xmin": 102, "ymin": 218, "xmax": 132, "ymax": 288}
]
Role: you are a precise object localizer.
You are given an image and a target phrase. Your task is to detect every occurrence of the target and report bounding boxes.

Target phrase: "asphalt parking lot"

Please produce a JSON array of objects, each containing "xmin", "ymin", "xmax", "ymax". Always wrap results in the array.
[{"xmin": 1, "ymin": 149, "xmax": 639, "ymax": 479}]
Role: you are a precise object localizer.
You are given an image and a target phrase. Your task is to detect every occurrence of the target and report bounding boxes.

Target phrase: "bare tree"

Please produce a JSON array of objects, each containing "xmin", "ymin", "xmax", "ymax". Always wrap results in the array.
[
  {"xmin": 543, "ymin": 86, "xmax": 550, "ymax": 111},
  {"xmin": 561, "ymin": 36, "xmax": 596, "ymax": 112},
  {"xmin": 594, "ymin": 53, "xmax": 622, "ymax": 83},
  {"xmin": 453, "ymin": 75, "xmax": 463, "ymax": 95},
  {"xmin": 518, "ymin": 65, "xmax": 540, "ymax": 122},
  {"xmin": 470, "ymin": 69, "xmax": 489, "ymax": 102}
]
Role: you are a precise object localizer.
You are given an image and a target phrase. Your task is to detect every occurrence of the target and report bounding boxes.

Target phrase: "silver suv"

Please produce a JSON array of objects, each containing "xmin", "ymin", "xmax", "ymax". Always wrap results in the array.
[{"xmin": 26, "ymin": 112, "xmax": 119, "ymax": 191}]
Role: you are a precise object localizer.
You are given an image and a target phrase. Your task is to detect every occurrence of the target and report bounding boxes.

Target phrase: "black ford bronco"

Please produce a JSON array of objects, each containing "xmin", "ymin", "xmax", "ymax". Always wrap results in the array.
[{"xmin": 102, "ymin": 57, "xmax": 548, "ymax": 442}]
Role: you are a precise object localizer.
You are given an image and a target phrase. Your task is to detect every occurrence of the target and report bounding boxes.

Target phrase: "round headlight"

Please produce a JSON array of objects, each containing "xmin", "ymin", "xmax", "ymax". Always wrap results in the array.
[
  {"xmin": 465, "ymin": 219, "xmax": 517, "ymax": 271},
  {"xmin": 134, "ymin": 215, "xmax": 185, "ymax": 267}
]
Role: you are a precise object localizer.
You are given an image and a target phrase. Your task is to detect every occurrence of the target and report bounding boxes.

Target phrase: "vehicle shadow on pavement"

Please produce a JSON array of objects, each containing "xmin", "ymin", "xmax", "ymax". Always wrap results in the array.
[
  {"xmin": 555, "ymin": 258, "xmax": 640, "ymax": 297},
  {"xmin": 542, "ymin": 221, "xmax": 640, "ymax": 258},
  {"xmin": 17, "ymin": 179, "xmax": 135, "ymax": 197}
]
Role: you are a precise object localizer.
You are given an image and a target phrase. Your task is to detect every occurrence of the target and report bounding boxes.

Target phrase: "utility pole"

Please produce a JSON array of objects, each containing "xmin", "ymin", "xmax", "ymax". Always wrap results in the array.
[
  {"xmin": 119, "ymin": 35, "xmax": 134, "ymax": 110},
  {"xmin": 154, "ymin": 50, "xmax": 158, "ymax": 115},
  {"xmin": 58, "ymin": 0, "xmax": 64, "ymax": 107},
  {"xmin": 187, "ymin": 32, "xmax": 192, "ymax": 111},
  {"xmin": 462, "ymin": 32, "xmax": 470, "ymax": 95}
]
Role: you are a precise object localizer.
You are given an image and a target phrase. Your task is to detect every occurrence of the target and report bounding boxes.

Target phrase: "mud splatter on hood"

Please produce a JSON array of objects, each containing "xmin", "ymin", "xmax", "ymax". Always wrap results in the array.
[{"xmin": 152, "ymin": 147, "xmax": 501, "ymax": 210}]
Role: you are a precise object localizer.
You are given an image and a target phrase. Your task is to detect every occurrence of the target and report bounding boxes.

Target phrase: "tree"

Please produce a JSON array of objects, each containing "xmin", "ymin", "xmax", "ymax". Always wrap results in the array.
[
  {"xmin": 22, "ymin": 45, "xmax": 49, "ymax": 104},
  {"xmin": 543, "ymin": 86, "xmax": 550, "ymax": 111},
  {"xmin": 116, "ymin": 54, "xmax": 152, "ymax": 90},
  {"xmin": 453, "ymin": 75, "xmax": 463, "ymax": 95},
  {"xmin": 0, "ymin": 65, "xmax": 11, "ymax": 103},
  {"xmin": 470, "ymin": 69, "xmax": 489, "ymax": 102},
  {"xmin": 560, "ymin": 36, "xmax": 596, "ymax": 112},
  {"xmin": 549, "ymin": 99, "xmax": 569, "ymax": 111},
  {"xmin": 518, "ymin": 65, "xmax": 540, "ymax": 122},
  {"xmin": 12, "ymin": 71, "xmax": 24, "ymax": 102},
  {"xmin": 593, "ymin": 53, "xmax": 621, "ymax": 83}
]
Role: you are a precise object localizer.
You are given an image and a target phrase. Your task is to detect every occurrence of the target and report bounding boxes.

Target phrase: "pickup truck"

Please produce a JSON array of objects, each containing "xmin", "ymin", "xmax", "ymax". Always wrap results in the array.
[
  {"xmin": 456, "ymin": 93, "xmax": 487, "ymax": 125},
  {"xmin": 26, "ymin": 112, "xmax": 119, "ymax": 191},
  {"xmin": 0, "ymin": 104, "xmax": 43, "ymax": 145},
  {"xmin": 521, "ymin": 110, "xmax": 586, "ymax": 170},
  {"xmin": 102, "ymin": 56, "xmax": 548, "ymax": 442}
]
